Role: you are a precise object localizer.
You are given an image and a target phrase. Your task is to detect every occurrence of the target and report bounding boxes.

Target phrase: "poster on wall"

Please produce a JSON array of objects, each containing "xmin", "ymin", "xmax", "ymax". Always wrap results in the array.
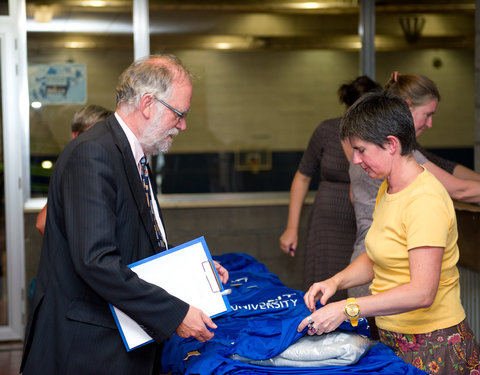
[{"xmin": 28, "ymin": 63, "xmax": 87, "ymax": 105}]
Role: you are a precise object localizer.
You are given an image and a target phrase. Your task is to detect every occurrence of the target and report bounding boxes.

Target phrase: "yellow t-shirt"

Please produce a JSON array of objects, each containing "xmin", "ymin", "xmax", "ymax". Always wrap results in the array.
[{"xmin": 365, "ymin": 167, "xmax": 465, "ymax": 334}]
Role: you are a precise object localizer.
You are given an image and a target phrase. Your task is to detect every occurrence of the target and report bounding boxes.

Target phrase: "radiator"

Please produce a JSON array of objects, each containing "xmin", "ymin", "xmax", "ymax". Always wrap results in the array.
[{"xmin": 459, "ymin": 266, "xmax": 480, "ymax": 339}]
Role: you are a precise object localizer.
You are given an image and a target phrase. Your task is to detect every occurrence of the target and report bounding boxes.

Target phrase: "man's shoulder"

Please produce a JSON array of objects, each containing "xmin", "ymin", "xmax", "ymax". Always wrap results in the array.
[
  {"xmin": 82, "ymin": 114, "xmax": 117, "ymax": 138},
  {"xmin": 74, "ymin": 115, "xmax": 127, "ymax": 149},
  {"xmin": 58, "ymin": 118, "xmax": 121, "ymax": 164}
]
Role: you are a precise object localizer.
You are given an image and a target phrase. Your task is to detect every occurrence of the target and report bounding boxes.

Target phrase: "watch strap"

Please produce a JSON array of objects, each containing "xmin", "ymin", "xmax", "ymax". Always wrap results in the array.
[{"xmin": 345, "ymin": 297, "xmax": 359, "ymax": 327}]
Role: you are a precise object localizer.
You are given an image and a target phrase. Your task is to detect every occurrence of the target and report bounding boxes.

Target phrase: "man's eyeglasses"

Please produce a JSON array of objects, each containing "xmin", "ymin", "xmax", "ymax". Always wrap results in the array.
[{"xmin": 154, "ymin": 97, "xmax": 188, "ymax": 121}]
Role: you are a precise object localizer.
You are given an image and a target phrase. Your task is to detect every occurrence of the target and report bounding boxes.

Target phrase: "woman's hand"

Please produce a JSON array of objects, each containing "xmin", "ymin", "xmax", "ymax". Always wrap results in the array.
[
  {"xmin": 279, "ymin": 228, "xmax": 298, "ymax": 257},
  {"xmin": 303, "ymin": 278, "xmax": 338, "ymax": 312},
  {"xmin": 297, "ymin": 301, "xmax": 346, "ymax": 335}
]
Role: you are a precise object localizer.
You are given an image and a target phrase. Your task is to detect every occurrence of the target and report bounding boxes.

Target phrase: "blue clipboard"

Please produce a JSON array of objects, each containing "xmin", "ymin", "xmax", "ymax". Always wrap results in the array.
[{"xmin": 109, "ymin": 236, "xmax": 232, "ymax": 351}]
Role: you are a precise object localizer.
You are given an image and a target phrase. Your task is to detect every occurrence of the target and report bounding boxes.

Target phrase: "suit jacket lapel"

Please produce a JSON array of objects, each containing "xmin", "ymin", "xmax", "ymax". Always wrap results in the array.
[{"xmin": 107, "ymin": 117, "xmax": 163, "ymax": 254}]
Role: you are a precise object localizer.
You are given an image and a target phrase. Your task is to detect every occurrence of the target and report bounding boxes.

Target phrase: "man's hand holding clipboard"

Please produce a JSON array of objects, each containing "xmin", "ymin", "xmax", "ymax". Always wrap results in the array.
[
  {"xmin": 175, "ymin": 259, "xmax": 229, "ymax": 343},
  {"xmin": 109, "ymin": 237, "xmax": 232, "ymax": 351}
]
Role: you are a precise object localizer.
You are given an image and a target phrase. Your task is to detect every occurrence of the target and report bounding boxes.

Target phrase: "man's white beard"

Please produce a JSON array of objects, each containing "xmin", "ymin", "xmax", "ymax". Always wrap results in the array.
[{"xmin": 139, "ymin": 116, "xmax": 179, "ymax": 156}]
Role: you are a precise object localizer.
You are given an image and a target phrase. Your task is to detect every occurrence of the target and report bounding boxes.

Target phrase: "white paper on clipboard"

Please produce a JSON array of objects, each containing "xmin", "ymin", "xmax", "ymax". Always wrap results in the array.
[{"xmin": 109, "ymin": 236, "xmax": 231, "ymax": 351}]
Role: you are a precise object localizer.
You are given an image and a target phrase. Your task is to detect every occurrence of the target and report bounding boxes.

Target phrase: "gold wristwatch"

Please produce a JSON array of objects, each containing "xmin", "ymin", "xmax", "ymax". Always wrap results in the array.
[{"xmin": 344, "ymin": 297, "xmax": 360, "ymax": 327}]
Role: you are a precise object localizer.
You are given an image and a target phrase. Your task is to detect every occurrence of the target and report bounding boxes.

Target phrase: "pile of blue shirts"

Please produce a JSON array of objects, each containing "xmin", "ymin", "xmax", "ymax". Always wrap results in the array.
[{"xmin": 161, "ymin": 252, "xmax": 427, "ymax": 375}]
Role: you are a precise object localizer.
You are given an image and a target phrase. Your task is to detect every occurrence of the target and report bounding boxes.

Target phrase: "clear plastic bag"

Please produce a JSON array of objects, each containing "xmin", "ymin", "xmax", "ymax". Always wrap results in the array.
[{"xmin": 231, "ymin": 331, "xmax": 374, "ymax": 367}]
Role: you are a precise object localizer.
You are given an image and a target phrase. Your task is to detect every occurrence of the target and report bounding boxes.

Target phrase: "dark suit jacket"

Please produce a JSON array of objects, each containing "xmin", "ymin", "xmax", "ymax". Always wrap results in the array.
[{"xmin": 21, "ymin": 115, "xmax": 189, "ymax": 375}]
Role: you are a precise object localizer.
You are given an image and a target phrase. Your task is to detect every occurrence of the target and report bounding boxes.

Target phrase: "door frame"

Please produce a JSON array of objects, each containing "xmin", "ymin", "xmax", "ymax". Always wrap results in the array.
[{"xmin": 0, "ymin": 0, "xmax": 28, "ymax": 341}]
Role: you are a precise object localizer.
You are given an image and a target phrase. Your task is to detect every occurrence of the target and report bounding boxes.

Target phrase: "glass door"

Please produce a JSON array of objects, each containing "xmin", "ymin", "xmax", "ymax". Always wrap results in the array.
[{"xmin": 0, "ymin": 0, "xmax": 28, "ymax": 341}]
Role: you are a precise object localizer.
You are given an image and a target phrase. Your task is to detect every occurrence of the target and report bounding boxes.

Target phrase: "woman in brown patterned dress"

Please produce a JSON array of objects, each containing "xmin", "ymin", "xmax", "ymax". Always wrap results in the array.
[{"xmin": 279, "ymin": 76, "xmax": 381, "ymax": 300}]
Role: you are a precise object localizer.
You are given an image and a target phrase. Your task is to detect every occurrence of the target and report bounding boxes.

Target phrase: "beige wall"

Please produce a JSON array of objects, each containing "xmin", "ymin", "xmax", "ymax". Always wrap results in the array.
[
  {"xmin": 172, "ymin": 50, "xmax": 356, "ymax": 153},
  {"xmin": 28, "ymin": 48, "xmax": 474, "ymax": 157},
  {"xmin": 377, "ymin": 49, "xmax": 475, "ymax": 148}
]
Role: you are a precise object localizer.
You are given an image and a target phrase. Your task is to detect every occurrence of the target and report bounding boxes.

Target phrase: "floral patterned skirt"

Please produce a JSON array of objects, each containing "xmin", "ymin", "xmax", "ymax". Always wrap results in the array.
[{"xmin": 378, "ymin": 319, "xmax": 480, "ymax": 374}]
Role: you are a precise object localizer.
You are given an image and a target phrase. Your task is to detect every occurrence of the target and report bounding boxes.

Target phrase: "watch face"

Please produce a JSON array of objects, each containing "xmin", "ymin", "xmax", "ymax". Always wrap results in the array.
[{"xmin": 345, "ymin": 303, "xmax": 359, "ymax": 317}]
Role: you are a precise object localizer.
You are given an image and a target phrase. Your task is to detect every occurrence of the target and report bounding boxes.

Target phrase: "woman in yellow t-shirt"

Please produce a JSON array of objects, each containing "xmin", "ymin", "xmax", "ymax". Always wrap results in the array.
[{"xmin": 297, "ymin": 91, "xmax": 479, "ymax": 375}]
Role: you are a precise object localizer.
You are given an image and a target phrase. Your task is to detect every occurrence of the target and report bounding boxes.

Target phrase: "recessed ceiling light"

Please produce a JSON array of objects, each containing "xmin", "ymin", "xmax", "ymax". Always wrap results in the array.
[
  {"xmin": 216, "ymin": 42, "xmax": 233, "ymax": 49},
  {"xmin": 85, "ymin": 1, "xmax": 107, "ymax": 7},
  {"xmin": 300, "ymin": 2, "xmax": 322, "ymax": 10}
]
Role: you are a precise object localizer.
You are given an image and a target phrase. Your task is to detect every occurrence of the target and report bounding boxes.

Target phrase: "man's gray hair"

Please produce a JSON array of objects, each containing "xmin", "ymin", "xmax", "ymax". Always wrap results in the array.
[{"xmin": 115, "ymin": 54, "xmax": 193, "ymax": 108}]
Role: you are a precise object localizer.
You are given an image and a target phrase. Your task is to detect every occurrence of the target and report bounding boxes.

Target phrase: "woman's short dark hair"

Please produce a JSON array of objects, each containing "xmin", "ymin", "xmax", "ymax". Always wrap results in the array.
[{"xmin": 340, "ymin": 91, "xmax": 416, "ymax": 155}]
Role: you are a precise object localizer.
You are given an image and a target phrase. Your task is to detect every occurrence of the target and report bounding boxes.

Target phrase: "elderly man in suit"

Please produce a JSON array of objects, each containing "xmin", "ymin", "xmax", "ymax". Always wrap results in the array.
[{"xmin": 21, "ymin": 54, "xmax": 228, "ymax": 375}]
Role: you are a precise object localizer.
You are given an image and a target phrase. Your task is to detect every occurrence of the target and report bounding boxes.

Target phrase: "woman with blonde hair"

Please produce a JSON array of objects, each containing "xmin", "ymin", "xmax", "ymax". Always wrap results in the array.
[{"xmin": 385, "ymin": 72, "xmax": 480, "ymax": 181}]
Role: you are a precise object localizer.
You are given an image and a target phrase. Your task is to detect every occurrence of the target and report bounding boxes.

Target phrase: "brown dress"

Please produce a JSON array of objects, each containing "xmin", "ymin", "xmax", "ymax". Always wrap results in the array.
[{"xmin": 298, "ymin": 117, "xmax": 356, "ymax": 301}]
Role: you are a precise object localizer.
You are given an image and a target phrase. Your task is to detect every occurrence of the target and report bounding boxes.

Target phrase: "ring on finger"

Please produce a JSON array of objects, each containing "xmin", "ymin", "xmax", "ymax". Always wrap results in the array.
[
  {"xmin": 309, "ymin": 326, "xmax": 318, "ymax": 334},
  {"xmin": 306, "ymin": 316, "xmax": 314, "ymax": 325}
]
